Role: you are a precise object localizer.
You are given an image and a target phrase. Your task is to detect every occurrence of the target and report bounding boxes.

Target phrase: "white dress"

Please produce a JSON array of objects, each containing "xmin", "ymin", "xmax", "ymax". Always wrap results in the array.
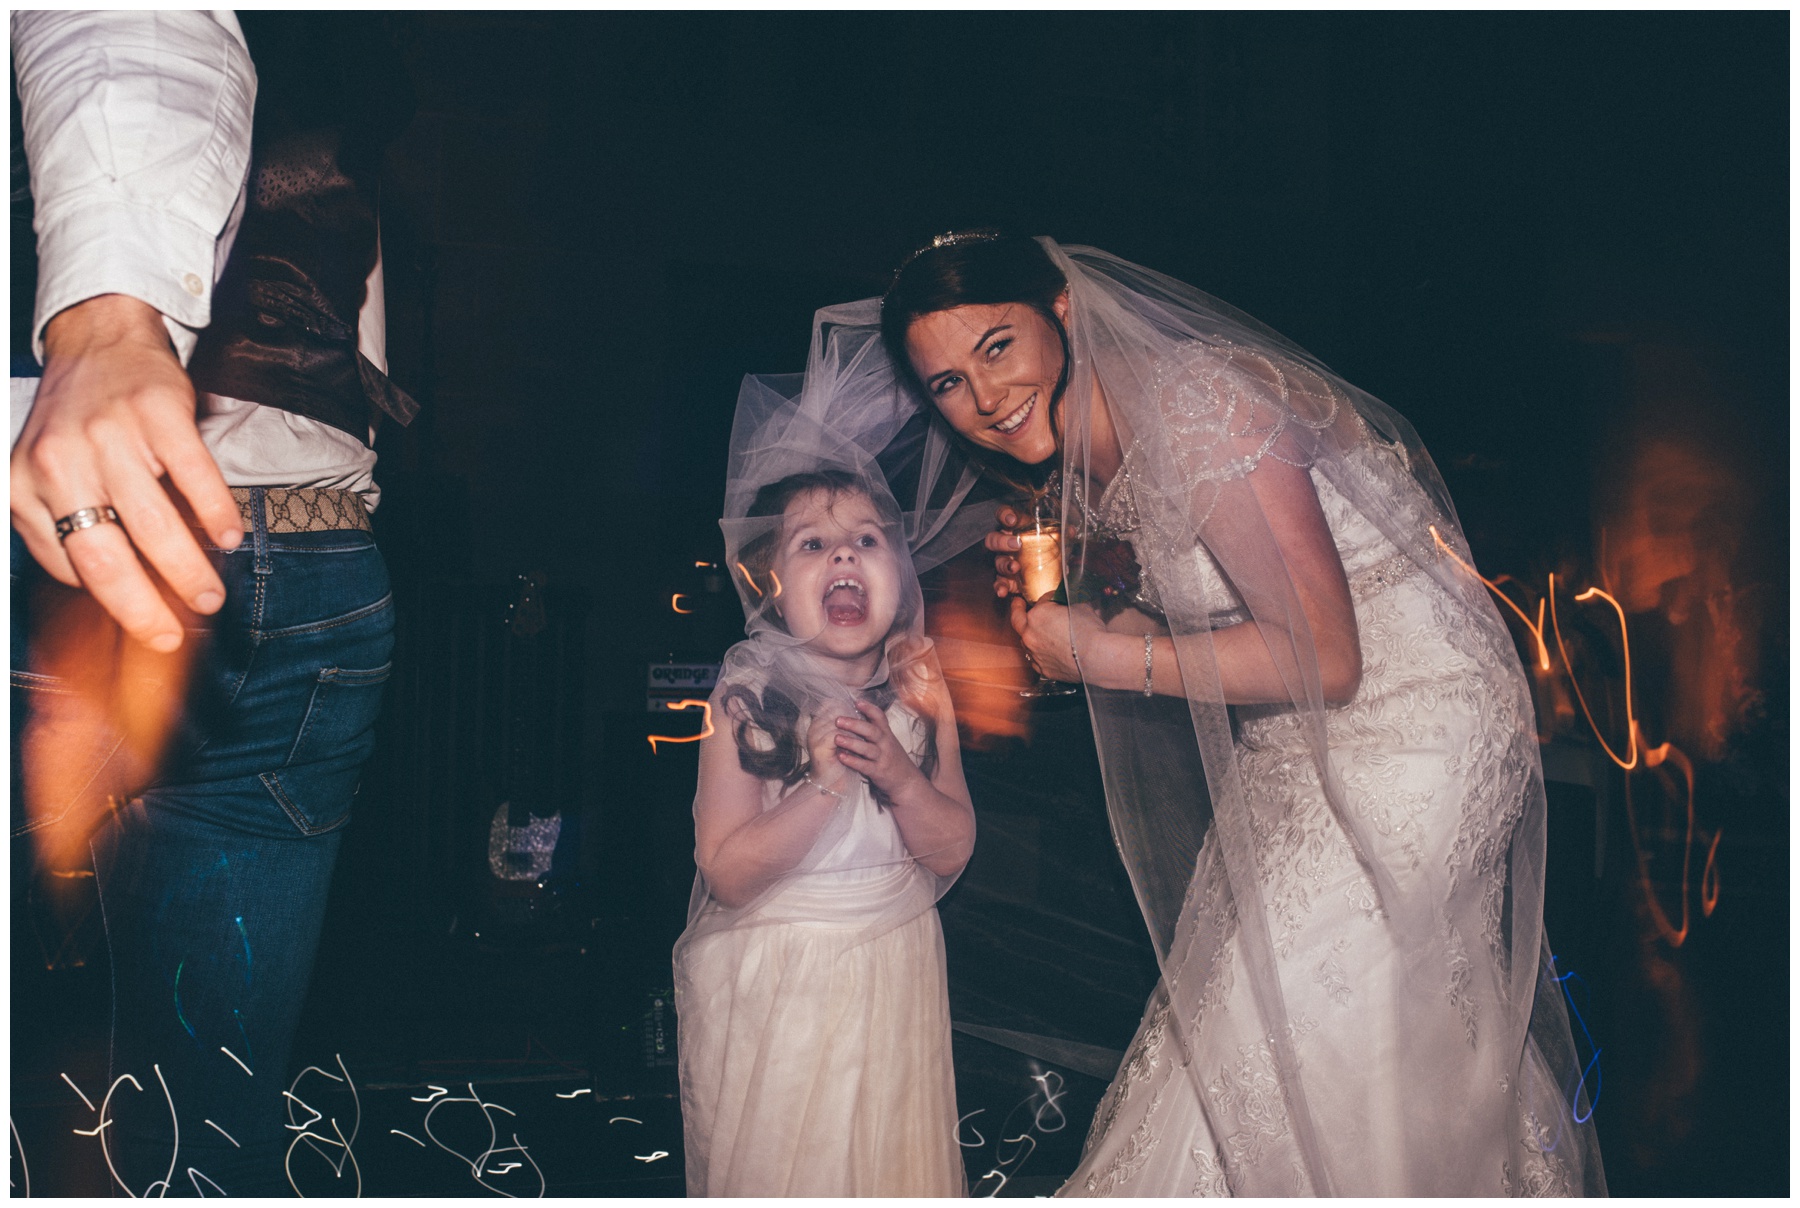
[
  {"xmin": 1065, "ymin": 459, "xmax": 1581, "ymax": 1197},
  {"xmin": 673, "ymin": 701, "xmax": 966, "ymax": 1197}
]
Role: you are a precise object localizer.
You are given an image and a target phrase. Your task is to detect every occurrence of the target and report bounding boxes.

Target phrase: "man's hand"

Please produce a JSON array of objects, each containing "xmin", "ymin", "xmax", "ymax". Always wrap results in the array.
[{"xmin": 12, "ymin": 294, "xmax": 242, "ymax": 651}]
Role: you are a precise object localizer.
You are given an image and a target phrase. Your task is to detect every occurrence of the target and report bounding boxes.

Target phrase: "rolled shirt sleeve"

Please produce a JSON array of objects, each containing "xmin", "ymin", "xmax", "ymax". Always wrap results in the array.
[{"xmin": 13, "ymin": 9, "xmax": 256, "ymax": 364}]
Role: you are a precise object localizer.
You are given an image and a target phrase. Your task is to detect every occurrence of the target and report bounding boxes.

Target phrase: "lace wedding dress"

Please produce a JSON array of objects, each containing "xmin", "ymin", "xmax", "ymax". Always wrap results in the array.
[{"xmin": 1064, "ymin": 417, "xmax": 1582, "ymax": 1196}]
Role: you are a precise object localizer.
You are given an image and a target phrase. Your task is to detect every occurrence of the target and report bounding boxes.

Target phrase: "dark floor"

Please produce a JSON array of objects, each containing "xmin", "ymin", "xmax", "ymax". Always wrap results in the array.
[{"xmin": 10, "ymin": 698, "xmax": 1788, "ymax": 1196}]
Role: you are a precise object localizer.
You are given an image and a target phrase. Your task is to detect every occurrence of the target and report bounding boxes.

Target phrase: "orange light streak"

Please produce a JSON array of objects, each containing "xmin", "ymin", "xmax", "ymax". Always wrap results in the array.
[
  {"xmin": 1550, "ymin": 584, "xmax": 1638, "ymax": 770},
  {"xmin": 21, "ymin": 590, "xmax": 198, "ymax": 871},
  {"xmin": 670, "ymin": 594, "xmax": 694, "ymax": 615},
  {"xmin": 1625, "ymin": 734, "xmax": 1697, "ymax": 946},
  {"xmin": 1701, "ymin": 829, "xmax": 1722, "ymax": 918},
  {"xmin": 735, "ymin": 562, "xmax": 763, "ymax": 598},
  {"xmin": 647, "ymin": 700, "xmax": 714, "ymax": 753},
  {"xmin": 768, "ymin": 570, "xmax": 782, "ymax": 599},
  {"xmin": 1429, "ymin": 524, "xmax": 1725, "ymax": 944},
  {"xmin": 1429, "ymin": 526, "xmax": 1550, "ymax": 671}
]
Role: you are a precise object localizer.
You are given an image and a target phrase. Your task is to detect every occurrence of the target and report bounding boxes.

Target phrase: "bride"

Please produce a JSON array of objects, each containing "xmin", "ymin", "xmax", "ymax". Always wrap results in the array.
[{"xmin": 858, "ymin": 232, "xmax": 1606, "ymax": 1195}]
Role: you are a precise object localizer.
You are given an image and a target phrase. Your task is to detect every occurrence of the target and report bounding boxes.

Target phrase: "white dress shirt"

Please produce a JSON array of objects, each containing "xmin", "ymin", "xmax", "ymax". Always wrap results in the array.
[{"xmin": 12, "ymin": 9, "xmax": 381, "ymax": 506}]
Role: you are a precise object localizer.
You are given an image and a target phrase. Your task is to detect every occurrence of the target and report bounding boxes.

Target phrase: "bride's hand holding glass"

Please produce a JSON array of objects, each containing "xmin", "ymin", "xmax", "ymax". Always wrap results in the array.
[
  {"xmin": 1007, "ymin": 595, "xmax": 1103, "ymax": 684},
  {"xmin": 984, "ymin": 503, "xmax": 1027, "ymax": 599}
]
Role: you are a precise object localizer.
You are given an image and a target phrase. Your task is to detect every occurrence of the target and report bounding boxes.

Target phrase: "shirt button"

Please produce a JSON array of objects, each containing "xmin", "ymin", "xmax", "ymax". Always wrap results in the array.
[{"xmin": 182, "ymin": 272, "xmax": 205, "ymax": 296}]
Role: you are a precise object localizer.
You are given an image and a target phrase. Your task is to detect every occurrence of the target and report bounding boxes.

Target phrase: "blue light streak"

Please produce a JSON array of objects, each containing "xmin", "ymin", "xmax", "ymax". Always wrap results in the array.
[
  {"xmin": 235, "ymin": 915, "xmax": 253, "ymax": 986},
  {"xmin": 173, "ymin": 961, "xmax": 196, "ymax": 1040},
  {"xmin": 1550, "ymin": 957, "xmax": 1603, "ymax": 1125}
]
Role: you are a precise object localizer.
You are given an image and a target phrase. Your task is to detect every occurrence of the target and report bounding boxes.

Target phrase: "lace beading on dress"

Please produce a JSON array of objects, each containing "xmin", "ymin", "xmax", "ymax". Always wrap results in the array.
[
  {"xmin": 1081, "ymin": 993, "xmax": 1172, "ymax": 1195},
  {"xmin": 1064, "ymin": 345, "xmax": 1575, "ymax": 1196}
]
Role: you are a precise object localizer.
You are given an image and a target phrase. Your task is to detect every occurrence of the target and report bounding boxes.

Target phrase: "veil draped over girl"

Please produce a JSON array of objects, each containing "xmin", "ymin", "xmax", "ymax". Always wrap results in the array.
[
  {"xmin": 811, "ymin": 240, "xmax": 1605, "ymax": 1196},
  {"xmin": 672, "ymin": 321, "xmax": 976, "ymax": 1195},
  {"xmin": 676, "ymin": 313, "xmax": 972, "ymax": 978}
]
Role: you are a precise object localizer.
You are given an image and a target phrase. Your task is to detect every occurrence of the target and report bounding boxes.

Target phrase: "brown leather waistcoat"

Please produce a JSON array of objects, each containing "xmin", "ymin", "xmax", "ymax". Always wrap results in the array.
[{"xmin": 187, "ymin": 124, "xmax": 417, "ymax": 445}]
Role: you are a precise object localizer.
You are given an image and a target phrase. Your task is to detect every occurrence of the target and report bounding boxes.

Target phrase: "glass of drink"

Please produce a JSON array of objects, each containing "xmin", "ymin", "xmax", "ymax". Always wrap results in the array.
[{"xmin": 1014, "ymin": 513, "xmax": 1080, "ymax": 699}]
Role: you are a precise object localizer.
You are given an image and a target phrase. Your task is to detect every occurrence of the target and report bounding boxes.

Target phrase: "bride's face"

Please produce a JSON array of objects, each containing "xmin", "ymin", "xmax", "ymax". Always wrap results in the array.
[
  {"xmin": 903, "ymin": 296, "xmax": 1069, "ymax": 466},
  {"xmin": 771, "ymin": 488, "xmax": 902, "ymax": 664}
]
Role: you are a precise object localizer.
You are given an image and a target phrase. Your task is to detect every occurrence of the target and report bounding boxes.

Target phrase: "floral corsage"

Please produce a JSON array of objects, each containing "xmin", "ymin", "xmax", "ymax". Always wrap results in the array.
[{"xmin": 1054, "ymin": 535, "xmax": 1143, "ymax": 623}]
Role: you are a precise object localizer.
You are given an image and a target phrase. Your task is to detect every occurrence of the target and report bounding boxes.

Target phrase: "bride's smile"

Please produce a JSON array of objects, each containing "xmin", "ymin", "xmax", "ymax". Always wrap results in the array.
[{"xmin": 990, "ymin": 392, "xmax": 1036, "ymax": 435}]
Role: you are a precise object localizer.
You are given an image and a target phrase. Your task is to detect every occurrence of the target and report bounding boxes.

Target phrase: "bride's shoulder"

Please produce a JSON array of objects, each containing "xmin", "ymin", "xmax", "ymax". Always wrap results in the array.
[
  {"xmin": 1152, "ymin": 336, "xmax": 1221, "ymax": 380},
  {"xmin": 1154, "ymin": 336, "xmax": 1290, "ymax": 390},
  {"xmin": 1141, "ymin": 339, "xmax": 1267, "ymax": 436},
  {"xmin": 1147, "ymin": 338, "xmax": 1265, "ymax": 410},
  {"xmin": 1150, "ymin": 339, "xmax": 1354, "ymax": 447}
]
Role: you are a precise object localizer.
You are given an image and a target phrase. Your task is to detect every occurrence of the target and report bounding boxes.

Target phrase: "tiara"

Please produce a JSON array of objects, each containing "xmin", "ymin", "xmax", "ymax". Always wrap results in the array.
[{"xmin": 883, "ymin": 229, "xmax": 1004, "ymax": 305}]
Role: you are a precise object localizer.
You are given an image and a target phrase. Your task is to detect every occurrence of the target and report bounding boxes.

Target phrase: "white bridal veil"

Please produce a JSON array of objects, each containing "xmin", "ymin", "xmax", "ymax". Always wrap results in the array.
[{"xmin": 795, "ymin": 239, "xmax": 1606, "ymax": 1195}]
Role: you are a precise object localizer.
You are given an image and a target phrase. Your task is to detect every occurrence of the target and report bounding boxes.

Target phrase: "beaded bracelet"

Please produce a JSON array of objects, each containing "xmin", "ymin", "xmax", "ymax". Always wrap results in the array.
[
  {"xmin": 803, "ymin": 772, "xmax": 846, "ymax": 800},
  {"xmin": 1143, "ymin": 634, "xmax": 1155, "ymax": 697}
]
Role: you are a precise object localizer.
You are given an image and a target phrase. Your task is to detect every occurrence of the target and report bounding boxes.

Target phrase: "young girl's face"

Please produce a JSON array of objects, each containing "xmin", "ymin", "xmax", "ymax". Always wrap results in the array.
[{"xmin": 771, "ymin": 487, "xmax": 902, "ymax": 670}]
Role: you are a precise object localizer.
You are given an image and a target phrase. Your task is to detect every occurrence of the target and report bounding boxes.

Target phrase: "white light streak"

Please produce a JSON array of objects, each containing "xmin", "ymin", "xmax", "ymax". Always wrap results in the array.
[
  {"xmin": 554, "ymin": 1088, "xmax": 592, "ymax": 1099},
  {"xmin": 634, "ymin": 1151, "xmax": 669, "ymax": 1163},
  {"xmin": 11, "ymin": 1117, "xmax": 29, "ymax": 1198},
  {"xmin": 92, "ymin": 1066, "xmax": 181, "ymax": 1199},
  {"xmin": 390, "ymin": 1129, "xmax": 427, "ymax": 1147},
  {"xmin": 421, "ymin": 1083, "xmax": 544, "ymax": 1197},
  {"xmin": 220, "ymin": 1046, "xmax": 253, "ymax": 1077},
  {"xmin": 60, "ymin": 1072, "xmax": 96, "ymax": 1112},
  {"xmin": 284, "ymin": 1056, "xmax": 362, "ymax": 1197},
  {"xmin": 205, "ymin": 1119, "xmax": 241, "ymax": 1148},
  {"xmin": 282, "ymin": 1090, "xmax": 321, "ymax": 1131},
  {"xmin": 1030, "ymin": 1071, "xmax": 1069, "ymax": 1133}
]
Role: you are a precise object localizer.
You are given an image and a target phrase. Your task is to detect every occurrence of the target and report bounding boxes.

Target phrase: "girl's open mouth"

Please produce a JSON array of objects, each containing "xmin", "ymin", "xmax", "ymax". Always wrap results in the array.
[{"xmin": 823, "ymin": 576, "xmax": 868, "ymax": 625}]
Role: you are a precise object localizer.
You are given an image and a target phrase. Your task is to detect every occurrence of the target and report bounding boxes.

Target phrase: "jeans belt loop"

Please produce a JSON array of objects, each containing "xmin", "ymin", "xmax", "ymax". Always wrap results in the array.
[{"xmin": 250, "ymin": 486, "xmax": 272, "ymax": 576}]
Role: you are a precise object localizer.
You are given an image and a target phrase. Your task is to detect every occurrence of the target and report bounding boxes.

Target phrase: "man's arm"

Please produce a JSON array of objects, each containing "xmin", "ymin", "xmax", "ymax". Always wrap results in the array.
[{"xmin": 11, "ymin": 11, "xmax": 257, "ymax": 651}]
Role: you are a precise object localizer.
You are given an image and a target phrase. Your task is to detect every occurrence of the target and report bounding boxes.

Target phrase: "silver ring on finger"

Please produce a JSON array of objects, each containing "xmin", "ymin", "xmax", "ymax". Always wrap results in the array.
[{"xmin": 54, "ymin": 506, "xmax": 121, "ymax": 541}]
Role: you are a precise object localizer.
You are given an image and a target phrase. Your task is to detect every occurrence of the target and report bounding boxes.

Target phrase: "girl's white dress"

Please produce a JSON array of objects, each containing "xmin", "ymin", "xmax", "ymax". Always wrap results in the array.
[{"xmin": 673, "ymin": 700, "xmax": 966, "ymax": 1197}]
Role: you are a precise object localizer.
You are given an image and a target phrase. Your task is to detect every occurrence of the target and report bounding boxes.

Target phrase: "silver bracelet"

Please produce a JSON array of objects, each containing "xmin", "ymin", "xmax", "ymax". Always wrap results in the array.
[
  {"xmin": 1143, "ymin": 634, "xmax": 1155, "ymax": 697},
  {"xmin": 803, "ymin": 772, "xmax": 846, "ymax": 800}
]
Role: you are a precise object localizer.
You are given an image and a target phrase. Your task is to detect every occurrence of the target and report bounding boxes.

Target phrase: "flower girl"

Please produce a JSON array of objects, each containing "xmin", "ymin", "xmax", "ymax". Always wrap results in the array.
[{"xmin": 672, "ymin": 369, "xmax": 974, "ymax": 1196}]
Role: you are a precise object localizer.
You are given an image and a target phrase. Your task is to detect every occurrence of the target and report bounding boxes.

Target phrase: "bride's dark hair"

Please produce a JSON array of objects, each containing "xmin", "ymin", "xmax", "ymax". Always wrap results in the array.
[
  {"xmin": 879, "ymin": 231, "xmax": 1072, "ymax": 410},
  {"xmin": 723, "ymin": 469, "xmax": 939, "ymax": 802}
]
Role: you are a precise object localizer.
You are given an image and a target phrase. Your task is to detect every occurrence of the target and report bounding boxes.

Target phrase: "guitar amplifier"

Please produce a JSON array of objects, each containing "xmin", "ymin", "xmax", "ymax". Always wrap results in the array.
[{"xmin": 349, "ymin": 577, "xmax": 591, "ymax": 926}]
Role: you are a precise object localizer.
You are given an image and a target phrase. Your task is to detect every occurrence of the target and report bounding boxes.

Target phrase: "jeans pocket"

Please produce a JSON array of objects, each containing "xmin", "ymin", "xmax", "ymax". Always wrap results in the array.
[{"xmin": 260, "ymin": 662, "xmax": 392, "ymax": 836}]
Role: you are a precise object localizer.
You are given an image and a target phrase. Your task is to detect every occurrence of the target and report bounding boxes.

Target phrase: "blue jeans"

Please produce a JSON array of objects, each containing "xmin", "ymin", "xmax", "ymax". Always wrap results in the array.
[{"xmin": 12, "ymin": 492, "xmax": 393, "ymax": 1196}]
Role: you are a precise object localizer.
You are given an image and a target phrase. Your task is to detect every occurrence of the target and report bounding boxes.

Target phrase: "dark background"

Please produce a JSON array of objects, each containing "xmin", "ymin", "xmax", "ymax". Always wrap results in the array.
[{"xmin": 13, "ymin": 11, "xmax": 1787, "ymax": 1196}]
